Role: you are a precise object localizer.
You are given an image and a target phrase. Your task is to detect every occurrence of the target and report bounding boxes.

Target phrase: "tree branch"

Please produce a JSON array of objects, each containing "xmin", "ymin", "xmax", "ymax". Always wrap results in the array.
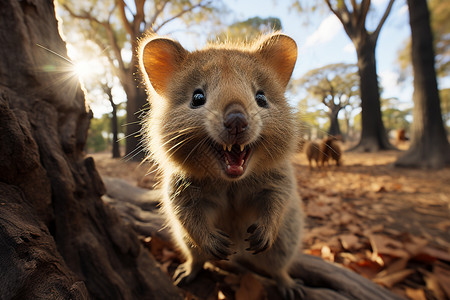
[
  {"xmin": 372, "ymin": 0, "xmax": 395, "ymax": 42},
  {"xmin": 358, "ymin": 0, "xmax": 371, "ymax": 30},
  {"xmin": 148, "ymin": 0, "xmax": 170, "ymax": 31},
  {"xmin": 154, "ymin": 0, "xmax": 212, "ymax": 33},
  {"xmin": 325, "ymin": 0, "xmax": 355, "ymax": 38},
  {"xmin": 116, "ymin": 0, "xmax": 134, "ymax": 38},
  {"xmin": 133, "ymin": 0, "xmax": 146, "ymax": 36}
]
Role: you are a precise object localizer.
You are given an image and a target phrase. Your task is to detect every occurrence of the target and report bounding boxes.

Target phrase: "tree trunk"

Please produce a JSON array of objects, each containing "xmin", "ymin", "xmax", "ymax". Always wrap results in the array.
[
  {"xmin": 111, "ymin": 102, "xmax": 121, "ymax": 158},
  {"xmin": 395, "ymin": 0, "xmax": 450, "ymax": 168},
  {"xmin": 105, "ymin": 85, "xmax": 121, "ymax": 159},
  {"xmin": 351, "ymin": 37, "xmax": 394, "ymax": 152},
  {"xmin": 0, "ymin": 0, "xmax": 181, "ymax": 299},
  {"xmin": 123, "ymin": 63, "xmax": 148, "ymax": 162},
  {"xmin": 328, "ymin": 106, "xmax": 342, "ymax": 137}
]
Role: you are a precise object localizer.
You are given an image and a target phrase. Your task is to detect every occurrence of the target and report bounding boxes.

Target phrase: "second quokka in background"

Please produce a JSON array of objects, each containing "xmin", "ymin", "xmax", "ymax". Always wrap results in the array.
[
  {"xmin": 305, "ymin": 136, "xmax": 342, "ymax": 168},
  {"xmin": 138, "ymin": 32, "xmax": 304, "ymax": 299}
]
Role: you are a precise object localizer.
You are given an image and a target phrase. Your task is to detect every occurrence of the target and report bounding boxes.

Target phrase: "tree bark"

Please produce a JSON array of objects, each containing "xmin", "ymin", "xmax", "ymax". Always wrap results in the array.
[
  {"xmin": 123, "ymin": 83, "xmax": 147, "ymax": 161},
  {"xmin": 351, "ymin": 36, "xmax": 394, "ymax": 151},
  {"xmin": 325, "ymin": 0, "xmax": 396, "ymax": 152},
  {"xmin": 0, "ymin": 0, "xmax": 181, "ymax": 299},
  {"xmin": 395, "ymin": 0, "xmax": 450, "ymax": 168},
  {"xmin": 328, "ymin": 105, "xmax": 342, "ymax": 137},
  {"xmin": 104, "ymin": 85, "xmax": 121, "ymax": 158}
]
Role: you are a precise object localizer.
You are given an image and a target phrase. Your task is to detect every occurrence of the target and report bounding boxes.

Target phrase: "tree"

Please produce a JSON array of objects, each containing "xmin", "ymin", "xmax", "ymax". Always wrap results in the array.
[
  {"xmin": 73, "ymin": 40, "xmax": 125, "ymax": 158},
  {"xmin": 298, "ymin": 63, "xmax": 360, "ymax": 137},
  {"xmin": 395, "ymin": 0, "xmax": 450, "ymax": 169},
  {"xmin": 440, "ymin": 88, "xmax": 450, "ymax": 129},
  {"xmin": 295, "ymin": 0, "xmax": 396, "ymax": 151},
  {"xmin": 0, "ymin": 0, "xmax": 180, "ymax": 298},
  {"xmin": 58, "ymin": 0, "xmax": 224, "ymax": 160},
  {"xmin": 215, "ymin": 16, "xmax": 282, "ymax": 42},
  {"xmin": 397, "ymin": 0, "xmax": 450, "ymax": 79}
]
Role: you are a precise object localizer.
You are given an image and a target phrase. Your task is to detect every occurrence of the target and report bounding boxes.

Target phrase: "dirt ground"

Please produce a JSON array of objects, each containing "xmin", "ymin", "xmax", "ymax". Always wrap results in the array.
[{"xmin": 91, "ymin": 145, "xmax": 450, "ymax": 300}]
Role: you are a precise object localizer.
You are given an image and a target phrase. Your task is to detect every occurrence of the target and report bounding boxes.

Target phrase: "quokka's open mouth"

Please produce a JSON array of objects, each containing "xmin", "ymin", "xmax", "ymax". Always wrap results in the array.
[{"xmin": 219, "ymin": 144, "xmax": 252, "ymax": 178}]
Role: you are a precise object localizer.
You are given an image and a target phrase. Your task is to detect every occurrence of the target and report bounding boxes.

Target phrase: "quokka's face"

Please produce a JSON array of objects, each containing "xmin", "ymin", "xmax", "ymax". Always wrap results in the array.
[{"xmin": 139, "ymin": 34, "xmax": 298, "ymax": 180}]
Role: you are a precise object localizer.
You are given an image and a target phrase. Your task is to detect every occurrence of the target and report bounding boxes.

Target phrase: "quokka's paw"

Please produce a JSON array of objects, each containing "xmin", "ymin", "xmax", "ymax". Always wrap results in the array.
[
  {"xmin": 203, "ymin": 229, "xmax": 233, "ymax": 260},
  {"xmin": 245, "ymin": 223, "xmax": 274, "ymax": 254},
  {"xmin": 278, "ymin": 279, "xmax": 305, "ymax": 300},
  {"xmin": 173, "ymin": 261, "xmax": 203, "ymax": 286}
]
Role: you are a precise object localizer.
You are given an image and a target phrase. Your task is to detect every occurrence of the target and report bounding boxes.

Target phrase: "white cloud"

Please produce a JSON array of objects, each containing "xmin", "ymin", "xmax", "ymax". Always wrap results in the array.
[
  {"xmin": 343, "ymin": 42, "xmax": 355, "ymax": 54},
  {"xmin": 379, "ymin": 70, "xmax": 400, "ymax": 96},
  {"xmin": 372, "ymin": 0, "xmax": 388, "ymax": 6},
  {"xmin": 399, "ymin": 4, "xmax": 409, "ymax": 16},
  {"xmin": 305, "ymin": 15, "xmax": 343, "ymax": 48}
]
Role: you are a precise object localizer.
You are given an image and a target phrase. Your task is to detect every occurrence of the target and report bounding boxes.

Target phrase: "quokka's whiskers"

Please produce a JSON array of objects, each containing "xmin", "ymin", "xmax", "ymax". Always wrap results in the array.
[
  {"xmin": 159, "ymin": 127, "xmax": 202, "ymax": 149},
  {"xmin": 180, "ymin": 136, "xmax": 210, "ymax": 168},
  {"xmin": 257, "ymin": 136, "xmax": 277, "ymax": 162},
  {"xmin": 164, "ymin": 135, "xmax": 198, "ymax": 160},
  {"xmin": 117, "ymin": 129, "xmax": 143, "ymax": 143},
  {"xmin": 123, "ymin": 144, "xmax": 145, "ymax": 162}
]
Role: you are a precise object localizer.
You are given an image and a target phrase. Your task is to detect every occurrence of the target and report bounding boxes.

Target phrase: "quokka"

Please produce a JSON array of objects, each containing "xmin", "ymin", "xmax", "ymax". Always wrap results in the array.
[{"xmin": 138, "ymin": 32, "xmax": 304, "ymax": 299}]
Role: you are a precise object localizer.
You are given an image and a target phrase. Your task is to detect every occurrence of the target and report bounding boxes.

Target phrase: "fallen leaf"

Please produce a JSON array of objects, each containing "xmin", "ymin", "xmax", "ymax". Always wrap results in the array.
[
  {"xmin": 373, "ymin": 269, "xmax": 414, "ymax": 288},
  {"xmin": 434, "ymin": 263, "xmax": 450, "ymax": 299},
  {"xmin": 369, "ymin": 234, "xmax": 410, "ymax": 259},
  {"xmin": 235, "ymin": 273, "xmax": 266, "ymax": 300},
  {"xmin": 375, "ymin": 258, "xmax": 409, "ymax": 279},
  {"xmin": 422, "ymin": 269, "xmax": 447, "ymax": 300},
  {"xmin": 433, "ymin": 220, "xmax": 450, "ymax": 231},
  {"xmin": 405, "ymin": 288, "xmax": 427, "ymax": 300},
  {"xmin": 305, "ymin": 202, "xmax": 333, "ymax": 219},
  {"xmin": 416, "ymin": 246, "xmax": 450, "ymax": 263},
  {"xmin": 347, "ymin": 259, "xmax": 382, "ymax": 279},
  {"xmin": 339, "ymin": 234, "xmax": 361, "ymax": 251}
]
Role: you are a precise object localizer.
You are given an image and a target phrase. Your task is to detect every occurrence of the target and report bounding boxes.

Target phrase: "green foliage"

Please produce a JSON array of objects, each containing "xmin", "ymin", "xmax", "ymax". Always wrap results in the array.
[
  {"xmin": 296, "ymin": 63, "xmax": 359, "ymax": 106},
  {"xmin": 397, "ymin": 0, "xmax": 450, "ymax": 79},
  {"xmin": 440, "ymin": 88, "xmax": 450, "ymax": 128},
  {"xmin": 86, "ymin": 116, "xmax": 108, "ymax": 153},
  {"xmin": 86, "ymin": 111, "xmax": 126, "ymax": 153},
  {"xmin": 381, "ymin": 97, "xmax": 411, "ymax": 132},
  {"xmin": 296, "ymin": 98, "xmax": 330, "ymax": 139},
  {"xmin": 214, "ymin": 16, "xmax": 282, "ymax": 42}
]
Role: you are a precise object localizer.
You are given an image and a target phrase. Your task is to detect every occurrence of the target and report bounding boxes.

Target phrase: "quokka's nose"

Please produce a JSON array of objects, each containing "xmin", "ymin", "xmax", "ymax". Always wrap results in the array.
[{"xmin": 223, "ymin": 111, "xmax": 248, "ymax": 136}]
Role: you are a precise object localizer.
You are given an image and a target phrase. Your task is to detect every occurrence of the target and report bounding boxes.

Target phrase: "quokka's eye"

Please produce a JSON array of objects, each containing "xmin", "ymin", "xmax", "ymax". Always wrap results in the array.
[
  {"xmin": 255, "ymin": 91, "xmax": 269, "ymax": 108},
  {"xmin": 190, "ymin": 89, "xmax": 206, "ymax": 108}
]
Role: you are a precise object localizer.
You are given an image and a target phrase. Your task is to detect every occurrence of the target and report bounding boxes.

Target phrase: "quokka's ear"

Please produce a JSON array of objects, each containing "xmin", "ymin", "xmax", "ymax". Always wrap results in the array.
[
  {"xmin": 139, "ymin": 36, "xmax": 188, "ymax": 94},
  {"xmin": 255, "ymin": 33, "xmax": 297, "ymax": 88}
]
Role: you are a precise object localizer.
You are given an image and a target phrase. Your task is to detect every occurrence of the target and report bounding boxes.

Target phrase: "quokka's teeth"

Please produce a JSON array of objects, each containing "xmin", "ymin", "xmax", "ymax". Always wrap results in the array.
[
  {"xmin": 227, "ymin": 145, "xmax": 232, "ymax": 152},
  {"xmin": 222, "ymin": 144, "xmax": 227, "ymax": 151},
  {"xmin": 240, "ymin": 144, "xmax": 245, "ymax": 152}
]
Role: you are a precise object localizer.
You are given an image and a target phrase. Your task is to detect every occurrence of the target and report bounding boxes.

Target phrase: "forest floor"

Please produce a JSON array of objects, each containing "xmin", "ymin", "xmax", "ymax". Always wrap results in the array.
[{"xmin": 91, "ymin": 143, "xmax": 450, "ymax": 300}]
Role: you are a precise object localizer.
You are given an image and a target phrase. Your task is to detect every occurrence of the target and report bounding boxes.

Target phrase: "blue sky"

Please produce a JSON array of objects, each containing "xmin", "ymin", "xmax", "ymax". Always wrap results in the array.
[
  {"xmin": 76, "ymin": 0, "xmax": 447, "ymax": 117},
  {"xmin": 166, "ymin": 0, "xmax": 415, "ymax": 109}
]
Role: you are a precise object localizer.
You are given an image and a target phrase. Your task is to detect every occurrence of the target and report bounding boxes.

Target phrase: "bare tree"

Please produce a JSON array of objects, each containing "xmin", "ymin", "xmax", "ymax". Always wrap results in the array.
[
  {"xmin": 298, "ymin": 63, "xmax": 359, "ymax": 137},
  {"xmin": 58, "ymin": 0, "xmax": 223, "ymax": 160},
  {"xmin": 321, "ymin": 0, "xmax": 396, "ymax": 151},
  {"xmin": 395, "ymin": 0, "xmax": 450, "ymax": 168}
]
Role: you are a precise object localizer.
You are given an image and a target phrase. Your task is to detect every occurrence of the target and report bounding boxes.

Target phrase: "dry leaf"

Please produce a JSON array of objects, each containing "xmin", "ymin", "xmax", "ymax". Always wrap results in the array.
[
  {"xmin": 339, "ymin": 234, "xmax": 361, "ymax": 251},
  {"xmin": 369, "ymin": 234, "xmax": 410, "ymax": 259},
  {"xmin": 405, "ymin": 288, "xmax": 427, "ymax": 300},
  {"xmin": 423, "ymin": 269, "xmax": 447, "ymax": 300},
  {"xmin": 235, "ymin": 273, "xmax": 266, "ymax": 300},
  {"xmin": 373, "ymin": 269, "xmax": 414, "ymax": 288},
  {"xmin": 305, "ymin": 201, "xmax": 333, "ymax": 219},
  {"xmin": 347, "ymin": 259, "xmax": 382, "ymax": 279},
  {"xmin": 434, "ymin": 263, "xmax": 450, "ymax": 299}
]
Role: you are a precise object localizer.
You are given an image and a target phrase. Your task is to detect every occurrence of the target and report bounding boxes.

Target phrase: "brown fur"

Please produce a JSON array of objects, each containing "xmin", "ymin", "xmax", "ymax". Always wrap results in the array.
[
  {"xmin": 305, "ymin": 141, "xmax": 321, "ymax": 169},
  {"xmin": 320, "ymin": 137, "xmax": 342, "ymax": 167},
  {"xmin": 138, "ymin": 33, "xmax": 303, "ymax": 298}
]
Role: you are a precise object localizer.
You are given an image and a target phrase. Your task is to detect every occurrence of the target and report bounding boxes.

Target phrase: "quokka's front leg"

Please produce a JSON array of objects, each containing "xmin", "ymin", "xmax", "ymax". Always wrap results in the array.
[
  {"xmin": 168, "ymin": 188, "xmax": 233, "ymax": 285},
  {"xmin": 245, "ymin": 186, "xmax": 291, "ymax": 254}
]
